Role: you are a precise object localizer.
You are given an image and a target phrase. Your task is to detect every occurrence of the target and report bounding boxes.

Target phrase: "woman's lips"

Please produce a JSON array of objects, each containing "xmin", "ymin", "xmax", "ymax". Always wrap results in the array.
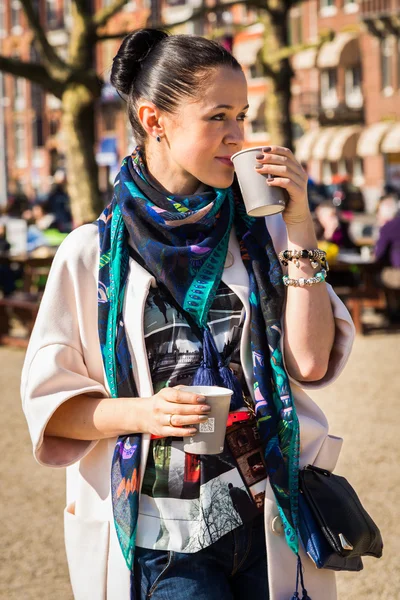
[{"xmin": 215, "ymin": 157, "xmax": 234, "ymax": 167}]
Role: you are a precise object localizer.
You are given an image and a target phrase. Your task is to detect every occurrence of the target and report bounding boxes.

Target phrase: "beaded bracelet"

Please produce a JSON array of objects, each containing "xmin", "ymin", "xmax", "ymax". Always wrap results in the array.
[
  {"xmin": 279, "ymin": 249, "xmax": 327, "ymax": 270},
  {"xmin": 283, "ymin": 269, "xmax": 327, "ymax": 287}
]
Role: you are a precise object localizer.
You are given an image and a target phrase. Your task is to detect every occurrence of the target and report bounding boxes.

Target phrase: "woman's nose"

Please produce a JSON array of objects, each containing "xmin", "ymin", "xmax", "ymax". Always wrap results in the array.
[{"xmin": 225, "ymin": 121, "xmax": 244, "ymax": 145}]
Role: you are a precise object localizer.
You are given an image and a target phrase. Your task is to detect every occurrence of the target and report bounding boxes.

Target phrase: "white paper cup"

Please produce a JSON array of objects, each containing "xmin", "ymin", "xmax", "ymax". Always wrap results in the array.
[
  {"xmin": 181, "ymin": 385, "xmax": 233, "ymax": 455},
  {"xmin": 231, "ymin": 146, "xmax": 289, "ymax": 217}
]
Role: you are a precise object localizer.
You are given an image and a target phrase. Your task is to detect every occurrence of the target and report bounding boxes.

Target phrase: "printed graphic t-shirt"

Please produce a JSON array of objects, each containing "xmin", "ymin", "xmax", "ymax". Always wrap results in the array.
[{"xmin": 136, "ymin": 282, "xmax": 268, "ymax": 553}]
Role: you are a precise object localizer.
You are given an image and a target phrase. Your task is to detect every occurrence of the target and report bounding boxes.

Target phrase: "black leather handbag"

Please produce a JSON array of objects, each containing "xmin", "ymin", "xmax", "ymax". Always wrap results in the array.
[{"xmin": 298, "ymin": 465, "xmax": 383, "ymax": 571}]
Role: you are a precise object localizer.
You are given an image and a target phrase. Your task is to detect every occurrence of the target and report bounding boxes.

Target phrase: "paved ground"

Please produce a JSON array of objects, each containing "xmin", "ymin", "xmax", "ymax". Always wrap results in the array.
[{"xmin": 1, "ymin": 333, "xmax": 399, "ymax": 599}]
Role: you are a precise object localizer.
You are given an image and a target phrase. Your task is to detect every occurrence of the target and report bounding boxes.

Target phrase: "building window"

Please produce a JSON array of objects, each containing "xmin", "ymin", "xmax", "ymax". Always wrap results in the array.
[
  {"xmin": 289, "ymin": 6, "xmax": 303, "ymax": 46},
  {"xmin": 13, "ymin": 78, "xmax": 25, "ymax": 111},
  {"xmin": 46, "ymin": 0, "xmax": 60, "ymax": 29},
  {"xmin": 320, "ymin": 69, "xmax": 338, "ymax": 109},
  {"xmin": 249, "ymin": 63, "xmax": 264, "ymax": 80},
  {"xmin": 344, "ymin": 0, "xmax": 358, "ymax": 13},
  {"xmin": 319, "ymin": 0, "xmax": 337, "ymax": 17},
  {"xmin": 32, "ymin": 117, "xmax": 44, "ymax": 148},
  {"xmin": 64, "ymin": 0, "xmax": 72, "ymax": 28},
  {"xmin": 381, "ymin": 36, "xmax": 394, "ymax": 92},
  {"xmin": 102, "ymin": 106, "xmax": 117, "ymax": 132},
  {"xmin": 11, "ymin": 0, "xmax": 22, "ymax": 32},
  {"xmin": 0, "ymin": 2, "xmax": 6, "ymax": 37},
  {"xmin": 14, "ymin": 122, "xmax": 26, "ymax": 167},
  {"xmin": 31, "ymin": 83, "xmax": 44, "ymax": 147},
  {"xmin": 345, "ymin": 65, "xmax": 363, "ymax": 108},
  {"xmin": 49, "ymin": 118, "xmax": 59, "ymax": 136},
  {"xmin": 250, "ymin": 101, "xmax": 266, "ymax": 134},
  {"xmin": 397, "ymin": 38, "xmax": 400, "ymax": 90}
]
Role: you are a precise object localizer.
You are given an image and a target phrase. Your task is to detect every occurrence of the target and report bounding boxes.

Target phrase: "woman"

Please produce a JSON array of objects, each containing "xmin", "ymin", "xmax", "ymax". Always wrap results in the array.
[{"xmin": 21, "ymin": 30, "xmax": 355, "ymax": 600}]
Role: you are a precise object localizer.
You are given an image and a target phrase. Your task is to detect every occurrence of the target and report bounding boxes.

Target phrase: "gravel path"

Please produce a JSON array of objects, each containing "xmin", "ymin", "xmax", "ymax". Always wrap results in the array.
[{"xmin": 1, "ymin": 334, "xmax": 398, "ymax": 599}]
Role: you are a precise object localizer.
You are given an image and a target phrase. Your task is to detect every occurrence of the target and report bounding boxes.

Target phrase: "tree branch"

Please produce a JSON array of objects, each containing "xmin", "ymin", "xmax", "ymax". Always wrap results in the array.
[
  {"xmin": 93, "ymin": 0, "xmax": 130, "ymax": 29},
  {"xmin": 95, "ymin": 0, "xmax": 265, "ymax": 40},
  {"xmin": 19, "ymin": 0, "xmax": 68, "ymax": 71},
  {"xmin": 262, "ymin": 30, "xmax": 333, "ymax": 69},
  {"xmin": 0, "ymin": 55, "xmax": 64, "ymax": 96}
]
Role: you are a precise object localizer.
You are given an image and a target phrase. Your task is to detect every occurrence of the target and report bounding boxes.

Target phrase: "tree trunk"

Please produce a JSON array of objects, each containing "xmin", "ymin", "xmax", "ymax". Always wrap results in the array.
[
  {"xmin": 262, "ymin": 12, "xmax": 294, "ymax": 150},
  {"xmin": 61, "ymin": 83, "xmax": 103, "ymax": 226}
]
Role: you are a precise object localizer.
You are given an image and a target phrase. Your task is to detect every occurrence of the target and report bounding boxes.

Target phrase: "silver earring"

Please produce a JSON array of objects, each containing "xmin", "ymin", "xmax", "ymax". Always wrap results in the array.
[{"xmin": 156, "ymin": 135, "xmax": 161, "ymax": 143}]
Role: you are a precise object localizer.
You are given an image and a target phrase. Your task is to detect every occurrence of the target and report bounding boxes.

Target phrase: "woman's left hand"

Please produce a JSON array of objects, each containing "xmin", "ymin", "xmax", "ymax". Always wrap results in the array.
[{"xmin": 254, "ymin": 146, "xmax": 310, "ymax": 225}]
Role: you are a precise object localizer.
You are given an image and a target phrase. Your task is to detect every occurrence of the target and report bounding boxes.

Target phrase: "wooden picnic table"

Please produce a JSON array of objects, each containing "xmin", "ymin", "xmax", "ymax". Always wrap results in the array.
[
  {"xmin": 330, "ymin": 252, "xmax": 386, "ymax": 334},
  {"xmin": 0, "ymin": 249, "xmax": 56, "ymax": 347}
]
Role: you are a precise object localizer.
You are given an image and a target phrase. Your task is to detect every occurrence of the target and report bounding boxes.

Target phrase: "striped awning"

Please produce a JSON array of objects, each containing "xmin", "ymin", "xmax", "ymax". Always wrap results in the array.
[
  {"xmin": 311, "ymin": 127, "xmax": 338, "ymax": 160},
  {"xmin": 317, "ymin": 32, "xmax": 359, "ymax": 69},
  {"xmin": 294, "ymin": 129, "xmax": 321, "ymax": 162},
  {"xmin": 326, "ymin": 126, "xmax": 362, "ymax": 161},
  {"xmin": 357, "ymin": 122, "xmax": 394, "ymax": 157},
  {"xmin": 381, "ymin": 122, "xmax": 400, "ymax": 154}
]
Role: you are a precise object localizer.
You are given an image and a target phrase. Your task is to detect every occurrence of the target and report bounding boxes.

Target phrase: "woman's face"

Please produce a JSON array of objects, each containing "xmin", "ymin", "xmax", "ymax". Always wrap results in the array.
[{"xmin": 155, "ymin": 67, "xmax": 249, "ymax": 191}]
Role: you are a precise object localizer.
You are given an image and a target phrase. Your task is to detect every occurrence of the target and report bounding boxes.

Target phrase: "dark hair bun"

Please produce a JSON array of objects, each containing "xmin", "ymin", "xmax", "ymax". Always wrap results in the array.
[{"xmin": 111, "ymin": 29, "xmax": 168, "ymax": 95}]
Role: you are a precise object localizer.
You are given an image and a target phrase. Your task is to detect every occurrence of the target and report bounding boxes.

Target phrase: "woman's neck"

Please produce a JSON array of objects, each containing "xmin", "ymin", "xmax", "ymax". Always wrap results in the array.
[{"xmin": 144, "ymin": 146, "xmax": 203, "ymax": 196}]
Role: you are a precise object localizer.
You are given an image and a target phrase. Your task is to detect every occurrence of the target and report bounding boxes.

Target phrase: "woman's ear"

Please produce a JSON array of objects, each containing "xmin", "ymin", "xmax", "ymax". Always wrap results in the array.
[{"xmin": 137, "ymin": 101, "xmax": 163, "ymax": 139}]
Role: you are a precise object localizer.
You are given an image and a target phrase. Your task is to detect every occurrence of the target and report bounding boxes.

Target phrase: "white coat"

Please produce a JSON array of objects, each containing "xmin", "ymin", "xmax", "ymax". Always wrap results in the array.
[{"xmin": 21, "ymin": 214, "xmax": 355, "ymax": 600}]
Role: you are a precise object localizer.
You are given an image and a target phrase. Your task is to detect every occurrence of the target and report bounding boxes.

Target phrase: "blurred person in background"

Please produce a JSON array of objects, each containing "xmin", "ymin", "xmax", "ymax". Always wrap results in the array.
[
  {"xmin": 314, "ymin": 201, "xmax": 357, "ymax": 251},
  {"xmin": 328, "ymin": 174, "xmax": 365, "ymax": 213},
  {"xmin": 376, "ymin": 194, "xmax": 399, "ymax": 230},
  {"xmin": 0, "ymin": 222, "xmax": 15, "ymax": 296},
  {"xmin": 46, "ymin": 170, "xmax": 72, "ymax": 232},
  {"xmin": 31, "ymin": 200, "xmax": 57, "ymax": 232},
  {"xmin": 374, "ymin": 195, "xmax": 400, "ymax": 322}
]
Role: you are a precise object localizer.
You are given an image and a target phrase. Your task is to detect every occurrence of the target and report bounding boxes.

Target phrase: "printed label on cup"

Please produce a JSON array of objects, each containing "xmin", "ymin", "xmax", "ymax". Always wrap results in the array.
[{"xmin": 199, "ymin": 417, "xmax": 215, "ymax": 433}]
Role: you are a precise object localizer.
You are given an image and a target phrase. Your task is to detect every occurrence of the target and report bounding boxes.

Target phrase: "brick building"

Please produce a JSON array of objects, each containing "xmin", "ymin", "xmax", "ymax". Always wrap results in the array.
[
  {"xmin": 1, "ymin": 0, "xmax": 399, "ymax": 211},
  {"xmin": 0, "ymin": 0, "xmax": 71, "ymax": 200},
  {"xmin": 290, "ymin": 0, "xmax": 400, "ymax": 211}
]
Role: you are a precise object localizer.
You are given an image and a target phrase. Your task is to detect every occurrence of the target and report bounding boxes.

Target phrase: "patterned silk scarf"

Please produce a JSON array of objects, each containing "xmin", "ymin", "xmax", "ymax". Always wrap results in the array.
[{"xmin": 97, "ymin": 148, "xmax": 300, "ymax": 598}]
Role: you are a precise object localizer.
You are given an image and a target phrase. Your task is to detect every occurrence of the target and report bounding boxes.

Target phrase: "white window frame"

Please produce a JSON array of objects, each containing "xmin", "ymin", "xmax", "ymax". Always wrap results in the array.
[
  {"xmin": 46, "ymin": 0, "xmax": 59, "ymax": 28},
  {"xmin": 14, "ymin": 77, "xmax": 26, "ymax": 112},
  {"xmin": 345, "ymin": 66, "xmax": 363, "ymax": 109},
  {"xmin": 381, "ymin": 36, "xmax": 394, "ymax": 95},
  {"xmin": 11, "ymin": 0, "xmax": 23, "ymax": 35},
  {"xmin": 343, "ymin": 0, "xmax": 359, "ymax": 14},
  {"xmin": 320, "ymin": 69, "xmax": 338, "ymax": 109},
  {"xmin": 64, "ymin": 0, "xmax": 72, "ymax": 29},
  {"xmin": 0, "ymin": 2, "xmax": 6, "ymax": 38},
  {"xmin": 319, "ymin": 0, "xmax": 337, "ymax": 18},
  {"xmin": 14, "ymin": 121, "xmax": 27, "ymax": 168}
]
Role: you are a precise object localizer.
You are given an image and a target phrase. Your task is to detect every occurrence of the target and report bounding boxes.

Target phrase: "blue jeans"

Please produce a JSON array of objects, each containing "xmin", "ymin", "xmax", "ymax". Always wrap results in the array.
[{"xmin": 134, "ymin": 514, "xmax": 269, "ymax": 600}]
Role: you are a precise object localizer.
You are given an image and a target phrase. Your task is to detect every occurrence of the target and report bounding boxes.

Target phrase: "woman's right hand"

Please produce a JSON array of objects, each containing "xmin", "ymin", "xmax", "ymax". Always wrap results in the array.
[{"xmin": 138, "ymin": 387, "xmax": 211, "ymax": 437}]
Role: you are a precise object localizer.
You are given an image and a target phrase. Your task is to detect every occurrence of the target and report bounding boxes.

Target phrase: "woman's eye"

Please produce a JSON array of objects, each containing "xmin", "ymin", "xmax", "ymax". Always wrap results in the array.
[{"xmin": 212, "ymin": 114, "xmax": 248, "ymax": 121}]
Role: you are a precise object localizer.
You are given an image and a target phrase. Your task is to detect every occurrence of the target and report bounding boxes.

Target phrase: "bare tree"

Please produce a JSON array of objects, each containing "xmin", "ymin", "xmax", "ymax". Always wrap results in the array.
[
  {"xmin": 182, "ymin": 478, "xmax": 243, "ymax": 551},
  {"xmin": 0, "ymin": 0, "xmax": 331, "ymax": 223},
  {"xmin": 0, "ymin": 0, "xmax": 130, "ymax": 224}
]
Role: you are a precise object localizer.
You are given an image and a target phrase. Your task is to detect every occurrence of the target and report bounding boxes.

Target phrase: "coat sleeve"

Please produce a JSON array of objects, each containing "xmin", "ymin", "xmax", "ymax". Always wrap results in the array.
[
  {"xmin": 265, "ymin": 213, "xmax": 356, "ymax": 390},
  {"xmin": 21, "ymin": 224, "xmax": 109, "ymax": 468}
]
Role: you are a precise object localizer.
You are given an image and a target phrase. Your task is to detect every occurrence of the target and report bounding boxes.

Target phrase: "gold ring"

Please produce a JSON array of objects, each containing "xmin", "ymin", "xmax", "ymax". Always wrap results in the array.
[{"xmin": 168, "ymin": 414, "xmax": 174, "ymax": 427}]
